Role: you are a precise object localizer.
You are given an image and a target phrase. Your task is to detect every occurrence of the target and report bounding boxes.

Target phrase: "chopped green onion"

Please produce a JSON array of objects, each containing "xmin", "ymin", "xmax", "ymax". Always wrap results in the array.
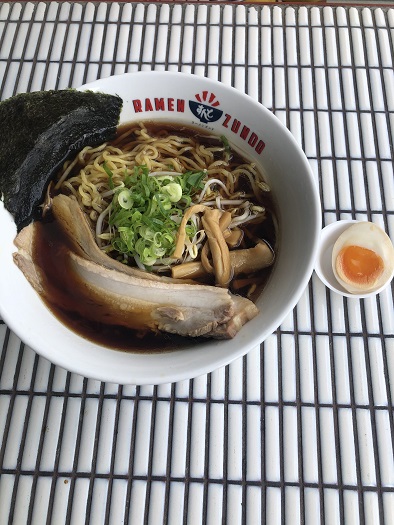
[
  {"xmin": 162, "ymin": 182, "xmax": 182, "ymax": 203},
  {"xmin": 220, "ymin": 135, "xmax": 231, "ymax": 153},
  {"xmin": 103, "ymin": 162, "xmax": 115, "ymax": 190},
  {"xmin": 118, "ymin": 189, "xmax": 133, "ymax": 209},
  {"xmin": 105, "ymin": 165, "xmax": 208, "ymax": 268}
]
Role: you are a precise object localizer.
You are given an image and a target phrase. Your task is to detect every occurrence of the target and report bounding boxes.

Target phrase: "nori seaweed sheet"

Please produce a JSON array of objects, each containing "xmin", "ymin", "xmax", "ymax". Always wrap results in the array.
[{"xmin": 0, "ymin": 89, "xmax": 122, "ymax": 231}]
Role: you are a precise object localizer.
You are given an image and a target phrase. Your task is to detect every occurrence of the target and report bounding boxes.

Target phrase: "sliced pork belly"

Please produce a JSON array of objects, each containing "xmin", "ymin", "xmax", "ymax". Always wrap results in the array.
[
  {"xmin": 13, "ymin": 223, "xmax": 44, "ymax": 294},
  {"xmin": 68, "ymin": 252, "xmax": 236, "ymax": 337},
  {"xmin": 13, "ymin": 221, "xmax": 259, "ymax": 339},
  {"xmin": 209, "ymin": 295, "xmax": 260, "ymax": 339}
]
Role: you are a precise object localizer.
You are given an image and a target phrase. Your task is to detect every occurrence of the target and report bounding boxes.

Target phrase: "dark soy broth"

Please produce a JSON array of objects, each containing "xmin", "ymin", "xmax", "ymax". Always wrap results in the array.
[{"xmin": 33, "ymin": 124, "xmax": 278, "ymax": 351}]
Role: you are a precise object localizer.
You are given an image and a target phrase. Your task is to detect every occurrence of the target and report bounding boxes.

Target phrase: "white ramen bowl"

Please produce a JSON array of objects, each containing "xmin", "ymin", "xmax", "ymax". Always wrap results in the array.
[{"xmin": 0, "ymin": 72, "xmax": 321, "ymax": 384}]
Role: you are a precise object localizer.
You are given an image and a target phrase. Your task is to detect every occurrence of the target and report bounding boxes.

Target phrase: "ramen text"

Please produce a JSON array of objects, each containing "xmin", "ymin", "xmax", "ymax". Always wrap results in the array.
[{"xmin": 132, "ymin": 98, "xmax": 185, "ymax": 113}]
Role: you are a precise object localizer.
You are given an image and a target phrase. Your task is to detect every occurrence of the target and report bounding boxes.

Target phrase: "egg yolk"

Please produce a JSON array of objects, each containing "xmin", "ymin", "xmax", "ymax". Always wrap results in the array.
[{"xmin": 337, "ymin": 245, "xmax": 384, "ymax": 285}]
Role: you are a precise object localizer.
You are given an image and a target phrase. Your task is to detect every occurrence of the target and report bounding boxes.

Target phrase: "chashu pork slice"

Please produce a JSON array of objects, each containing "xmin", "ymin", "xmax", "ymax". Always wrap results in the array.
[
  {"xmin": 67, "ymin": 251, "xmax": 237, "ymax": 338},
  {"xmin": 13, "ymin": 222, "xmax": 259, "ymax": 339},
  {"xmin": 211, "ymin": 295, "xmax": 261, "ymax": 339},
  {"xmin": 13, "ymin": 223, "xmax": 44, "ymax": 294}
]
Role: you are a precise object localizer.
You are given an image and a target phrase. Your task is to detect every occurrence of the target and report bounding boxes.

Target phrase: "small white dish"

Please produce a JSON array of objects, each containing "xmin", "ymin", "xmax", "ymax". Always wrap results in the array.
[{"xmin": 315, "ymin": 220, "xmax": 393, "ymax": 299}]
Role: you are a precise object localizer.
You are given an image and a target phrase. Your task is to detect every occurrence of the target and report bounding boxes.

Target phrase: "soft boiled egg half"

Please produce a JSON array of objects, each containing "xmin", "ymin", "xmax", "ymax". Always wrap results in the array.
[{"xmin": 332, "ymin": 222, "xmax": 394, "ymax": 294}]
